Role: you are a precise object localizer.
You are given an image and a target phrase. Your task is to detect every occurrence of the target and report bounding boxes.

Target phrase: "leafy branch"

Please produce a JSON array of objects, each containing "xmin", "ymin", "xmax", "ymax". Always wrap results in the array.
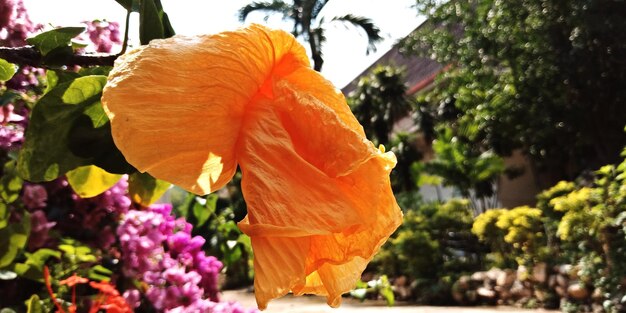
[{"xmin": 0, "ymin": 46, "xmax": 117, "ymax": 68}]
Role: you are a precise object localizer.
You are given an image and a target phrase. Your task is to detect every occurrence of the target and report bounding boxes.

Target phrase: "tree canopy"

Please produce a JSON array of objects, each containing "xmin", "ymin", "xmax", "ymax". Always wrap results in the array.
[{"xmin": 403, "ymin": 0, "xmax": 626, "ymax": 185}]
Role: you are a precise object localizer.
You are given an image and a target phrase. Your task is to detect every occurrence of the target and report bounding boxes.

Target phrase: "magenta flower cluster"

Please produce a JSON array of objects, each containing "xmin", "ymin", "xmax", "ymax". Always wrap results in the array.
[
  {"xmin": 70, "ymin": 177, "xmax": 132, "ymax": 248},
  {"xmin": 21, "ymin": 177, "xmax": 132, "ymax": 250},
  {"xmin": 0, "ymin": 104, "xmax": 26, "ymax": 150},
  {"xmin": 0, "ymin": 0, "xmax": 43, "ymax": 91},
  {"xmin": 118, "ymin": 204, "xmax": 258, "ymax": 313},
  {"xmin": 80, "ymin": 20, "xmax": 122, "ymax": 53},
  {"xmin": 0, "ymin": 0, "xmax": 39, "ymax": 47},
  {"xmin": 2, "ymin": 3, "xmax": 258, "ymax": 312}
]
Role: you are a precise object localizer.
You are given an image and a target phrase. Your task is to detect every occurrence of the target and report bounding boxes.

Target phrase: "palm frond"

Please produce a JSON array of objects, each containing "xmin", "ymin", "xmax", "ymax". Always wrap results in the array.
[
  {"xmin": 310, "ymin": 0, "xmax": 331, "ymax": 20},
  {"xmin": 238, "ymin": 0, "xmax": 291, "ymax": 22},
  {"xmin": 311, "ymin": 26, "xmax": 326, "ymax": 50},
  {"xmin": 332, "ymin": 14, "xmax": 383, "ymax": 54}
]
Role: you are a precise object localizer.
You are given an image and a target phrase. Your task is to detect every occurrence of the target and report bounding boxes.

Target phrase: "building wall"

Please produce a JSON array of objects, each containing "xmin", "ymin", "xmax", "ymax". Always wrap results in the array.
[{"xmin": 498, "ymin": 150, "xmax": 540, "ymax": 208}]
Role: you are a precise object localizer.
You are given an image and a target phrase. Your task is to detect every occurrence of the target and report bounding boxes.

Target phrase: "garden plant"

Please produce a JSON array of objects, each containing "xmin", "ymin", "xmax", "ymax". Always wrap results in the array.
[{"xmin": 0, "ymin": 0, "xmax": 402, "ymax": 312}]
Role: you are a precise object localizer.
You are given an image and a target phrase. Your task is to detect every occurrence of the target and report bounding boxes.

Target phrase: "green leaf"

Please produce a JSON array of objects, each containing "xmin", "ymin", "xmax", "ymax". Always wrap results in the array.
[
  {"xmin": 0, "ymin": 161, "xmax": 23, "ymax": 204},
  {"xmin": 155, "ymin": 0, "xmax": 176, "ymax": 38},
  {"xmin": 128, "ymin": 172, "xmax": 171, "ymax": 205},
  {"xmin": 78, "ymin": 66, "xmax": 113, "ymax": 77},
  {"xmin": 13, "ymin": 248, "xmax": 60, "ymax": 282},
  {"xmin": 0, "ymin": 203, "xmax": 8, "ymax": 230},
  {"xmin": 221, "ymin": 241, "xmax": 242, "ymax": 265},
  {"xmin": 18, "ymin": 75, "xmax": 134, "ymax": 182},
  {"xmin": 161, "ymin": 12, "xmax": 176, "ymax": 38},
  {"xmin": 62, "ymin": 75, "xmax": 107, "ymax": 104},
  {"xmin": 26, "ymin": 27, "xmax": 85, "ymax": 55},
  {"xmin": 67, "ymin": 165, "xmax": 122, "ymax": 198},
  {"xmin": 71, "ymin": 40, "xmax": 89, "ymax": 50},
  {"xmin": 88, "ymin": 264, "xmax": 112, "ymax": 282},
  {"xmin": 139, "ymin": 0, "xmax": 175, "ymax": 44},
  {"xmin": 193, "ymin": 194, "xmax": 217, "ymax": 227},
  {"xmin": 59, "ymin": 239, "xmax": 97, "ymax": 264},
  {"xmin": 115, "ymin": 0, "xmax": 139, "ymax": 12},
  {"xmin": 380, "ymin": 286, "xmax": 395, "ymax": 306},
  {"xmin": 0, "ymin": 58, "xmax": 17, "ymax": 81},
  {"xmin": 1, "ymin": 308, "xmax": 17, "ymax": 313},
  {"xmin": 25, "ymin": 248, "xmax": 61, "ymax": 267},
  {"xmin": 139, "ymin": 0, "xmax": 164, "ymax": 44},
  {"xmin": 44, "ymin": 70, "xmax": 78, "ymax": 94},
  {"xmin": 25, "ymin": 294, "xmax": 43, "ymax": 313},
  {"xmin": 378, "ymin": 275, "xmax": 395, "ymax": 306},
  {"xmin": 237, "ymin": 234, "xmax": 252, "ymax": 249},
  {"xmin": 0, "ymin": 212, "xmax": 31, "ymax": 268}
]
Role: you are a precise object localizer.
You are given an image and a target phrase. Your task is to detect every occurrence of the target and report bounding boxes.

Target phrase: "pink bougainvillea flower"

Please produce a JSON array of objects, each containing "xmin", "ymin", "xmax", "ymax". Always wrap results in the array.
[{"xmin": 102, "ymin": 24, "xmax": 402, "ymax": 309}]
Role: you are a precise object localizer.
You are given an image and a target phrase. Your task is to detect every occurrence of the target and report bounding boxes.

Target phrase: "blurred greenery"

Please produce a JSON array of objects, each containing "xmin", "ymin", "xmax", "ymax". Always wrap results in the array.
[
  {"xmin": 470, "ymin": 148, "xmax": 626, "ymax": 311},
  {"xmin": 403, "ymin": 0, "xmax": 626, "ymax": 187},
  {"xmin": 349, "ymin": 2, "xmax": 626, "ymax": 310},
  {"xmin": 371, "ymin": 198, "xmax": 483, "ymax": 304}
]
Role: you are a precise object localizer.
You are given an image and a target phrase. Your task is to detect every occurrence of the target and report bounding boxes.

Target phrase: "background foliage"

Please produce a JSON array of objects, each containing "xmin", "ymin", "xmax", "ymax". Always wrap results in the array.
[{"xmin": 402, "ymin": 0, "xmax": 626, "ymax": 186}]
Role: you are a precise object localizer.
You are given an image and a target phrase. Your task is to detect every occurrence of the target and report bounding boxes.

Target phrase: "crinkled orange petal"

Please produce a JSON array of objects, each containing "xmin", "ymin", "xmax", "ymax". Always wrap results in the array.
[
  {"xmin": 101, "ymin": 24, "xmax": 402, "ymax": 310},
  {"xmin": 102, "ymin": 25, "xmax": 308, "ymax": 194}
]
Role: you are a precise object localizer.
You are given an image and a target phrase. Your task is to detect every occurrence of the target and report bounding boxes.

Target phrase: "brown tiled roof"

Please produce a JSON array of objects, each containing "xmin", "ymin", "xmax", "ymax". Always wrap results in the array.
[{"xmin": 340, "ymin": 22, "xmax": 443, "ymax": 96}]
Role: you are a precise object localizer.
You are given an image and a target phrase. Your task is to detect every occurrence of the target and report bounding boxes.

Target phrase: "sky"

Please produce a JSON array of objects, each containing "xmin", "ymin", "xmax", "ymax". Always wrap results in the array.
[{"xmin": 23, "ymin": 0, "xmax": 424, "ymax": 88}]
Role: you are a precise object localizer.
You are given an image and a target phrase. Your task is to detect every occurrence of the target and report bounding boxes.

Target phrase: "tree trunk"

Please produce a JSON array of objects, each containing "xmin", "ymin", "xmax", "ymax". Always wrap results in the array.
[{"xmin": 309, "ymin": 35, "xmax": 323, "ymax": 71}]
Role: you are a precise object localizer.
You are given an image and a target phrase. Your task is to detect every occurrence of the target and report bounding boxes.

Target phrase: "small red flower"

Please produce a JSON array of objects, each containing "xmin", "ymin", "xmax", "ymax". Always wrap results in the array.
[
  {"xmin": 89, "ymin": 281, "xmax": 120, "ymax": 296},
  {"xmin": 59, "ymin": 273, "xmax": 89, "ymax": 287}
]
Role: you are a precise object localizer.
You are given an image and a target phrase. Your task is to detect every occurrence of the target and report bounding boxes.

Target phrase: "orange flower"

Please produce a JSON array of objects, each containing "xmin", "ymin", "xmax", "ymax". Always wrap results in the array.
[
  {"xmin": 89, "ymin": 281, "xmax": 120, "ymax": 296},
  {"xmin": 60, "ymin": 273, "xmax": 89, "ymax": 312},
  {"xmin": 102, "ymin": 24, "xmax": 402, "ymax": 309},
  {"xmin": 89, "ymin": 281, "xmax": 133, "ymax": 313},
  {"xmin": 59, "ymin": 273, "xmax": 89, "ymax": 287}
]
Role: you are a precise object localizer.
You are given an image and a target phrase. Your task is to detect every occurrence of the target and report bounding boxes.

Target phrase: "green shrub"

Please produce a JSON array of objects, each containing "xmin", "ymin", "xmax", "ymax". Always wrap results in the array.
[
  {"xmin": 372, "ymin": 198, "xmax": 482, "ymax": 304},
  {"xmin": 472, "ymin": 206, "xmax": 546, "ymax": 267},
  {"xmin": 472, "ymin": 153, "xmax": 626, "ymax": 311}
]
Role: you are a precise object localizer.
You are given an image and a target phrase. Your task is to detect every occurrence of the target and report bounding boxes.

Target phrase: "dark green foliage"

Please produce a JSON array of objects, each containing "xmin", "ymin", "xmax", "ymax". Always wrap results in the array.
[
  {"xmin": 424, "ymin": 127, "xmax": 505, "ymax": 213},
  {"xmin": 26, "ymin": 27, "xmax": 85, "ymax": 56},
  {"xmin": 404, "ymin": 0, "xmax": 626, "ymax": 185},
  {"xmin": 371, "ymin": 198, "xmax": 483, "ymax": 304},
  {"xmin": 17, "ymin": 74, "xmax": 134, "ymax": 182},
  {"xmin": 139, "ymin": 0, "xmax": 175, "ymax": 45},
  {"xmin": 0, "ymin": 211, "xmax": 30, "ymax": 268},
  {"xmin": 114, "ymin": 0, "xmax": 139, "ymax": 12},
  {"xmin": 349, "ymin": 66, "xmax": 413, "ymax": 147},
  {"xmin": 349, "ymin": 66, "xmax": 429, "ymax": 193},
  {"xmin": 389, "ymin": 132, "xmax": 423, "ymax": 193}
]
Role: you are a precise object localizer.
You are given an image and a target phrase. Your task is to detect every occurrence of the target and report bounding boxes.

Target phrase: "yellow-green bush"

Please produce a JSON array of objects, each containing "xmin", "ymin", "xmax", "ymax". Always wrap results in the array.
[
  {"xmin": 472, "ymin": 206, "xmax": 545, "ymax": 267},
  {"xmin": 472, "ymin": 155, "xmax": 626, "ymax": 311}
]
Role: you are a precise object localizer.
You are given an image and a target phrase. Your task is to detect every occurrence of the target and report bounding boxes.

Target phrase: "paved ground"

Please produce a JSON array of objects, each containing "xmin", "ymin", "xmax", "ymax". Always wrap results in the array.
[{"xmin": 222, "ymin": 289, "xmax": 560, "ymax": 313}]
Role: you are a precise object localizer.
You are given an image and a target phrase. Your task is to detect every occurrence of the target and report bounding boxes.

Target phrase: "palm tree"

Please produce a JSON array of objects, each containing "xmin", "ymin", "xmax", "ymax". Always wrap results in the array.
[{"xmin": 239, "ymin": 0, "xmax": 383, "ymax": 71}]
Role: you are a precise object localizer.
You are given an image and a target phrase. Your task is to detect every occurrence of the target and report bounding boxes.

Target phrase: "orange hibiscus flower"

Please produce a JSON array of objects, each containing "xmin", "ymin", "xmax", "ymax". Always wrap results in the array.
[{"xmin": 102, "ymin": 24, "xmax": 402, "ymax": 309}]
